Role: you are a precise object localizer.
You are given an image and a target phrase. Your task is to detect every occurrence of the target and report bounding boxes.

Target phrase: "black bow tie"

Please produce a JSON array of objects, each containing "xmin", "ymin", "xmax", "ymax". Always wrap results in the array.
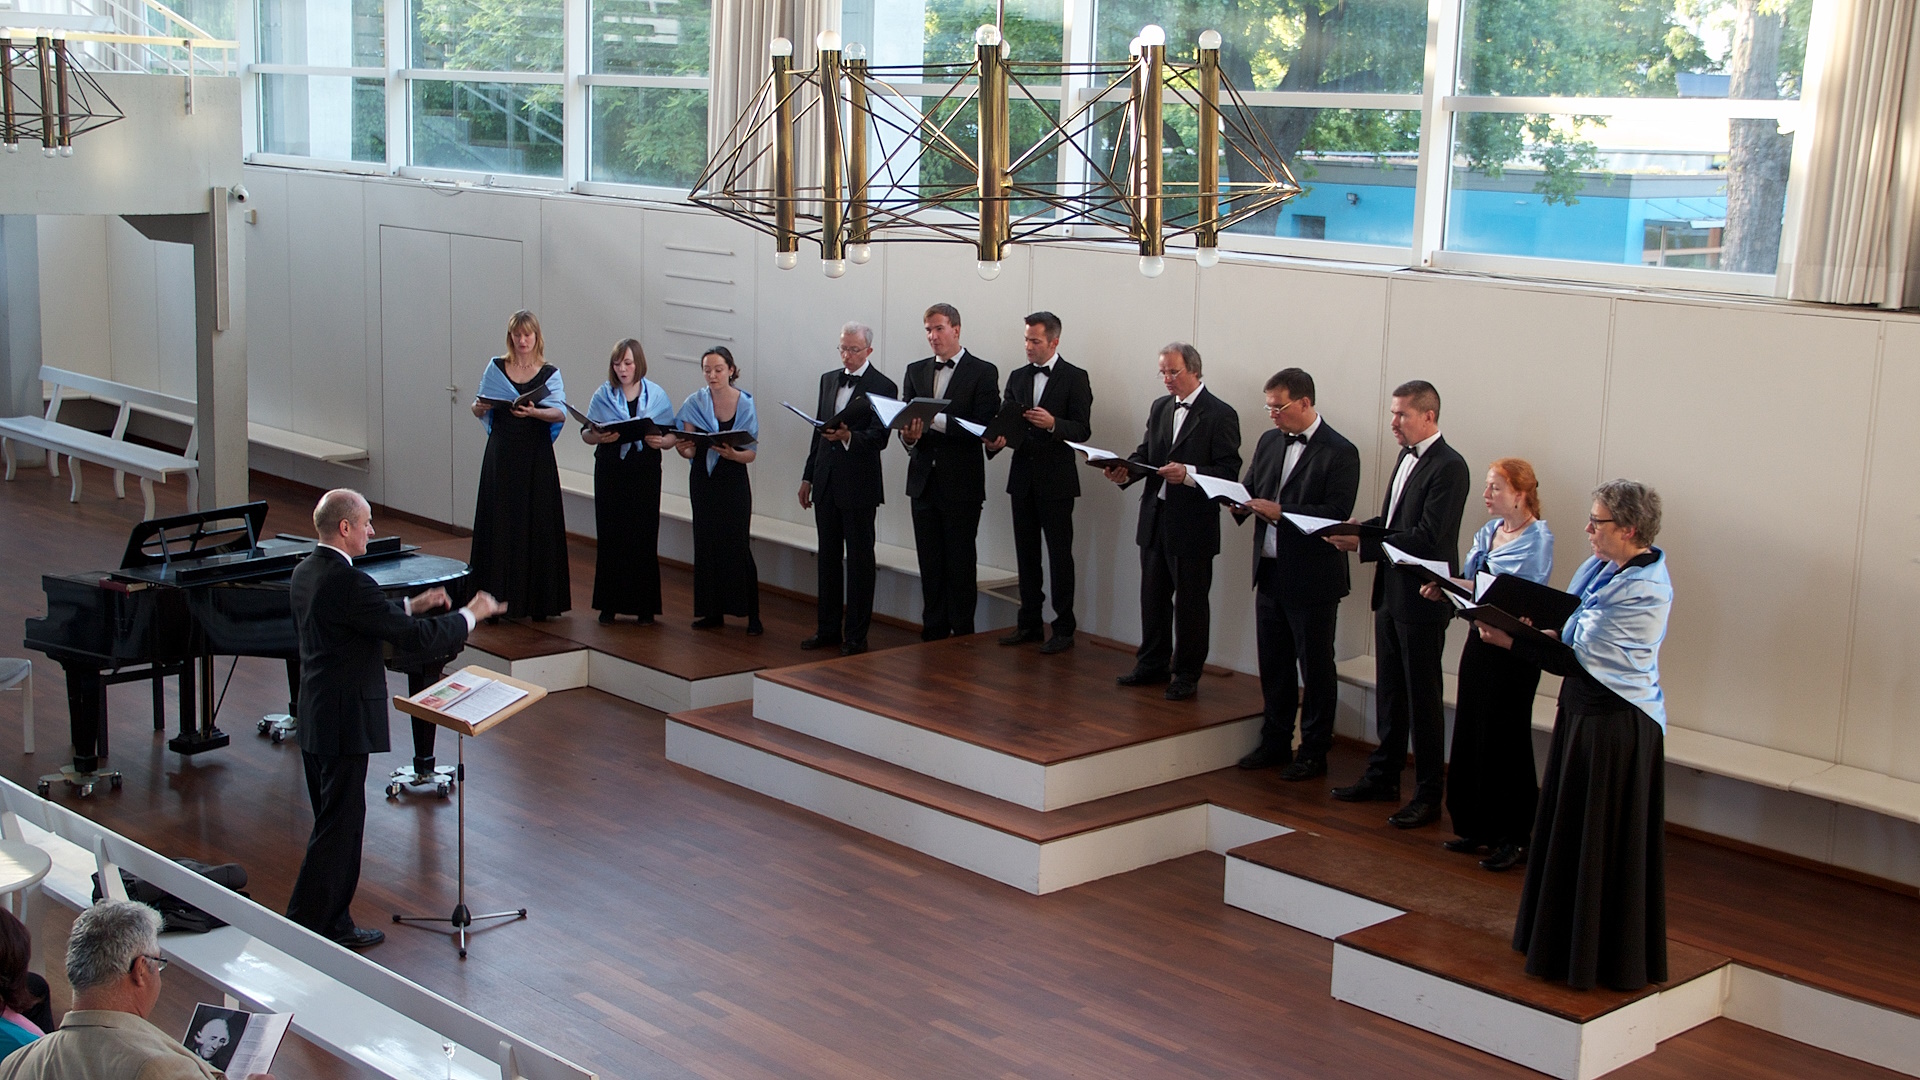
[
  {"xmin": 838, "ymin": 372, "xmax": 861, "ymax": 388},
  {"xmin": 1399, "ymin": 444, "xmax": 1421, "ymax": 462},
  {"xmin": 1284, "ymin": 432, "xmax": 1308, "ymax": 446},
  {"xmin": 1174, "ymin": 401, "xmax": 1191, "ymax": 412},
  {"xmin": 934, "ymin": 359, "xmax": 955, "ymax": 370}
]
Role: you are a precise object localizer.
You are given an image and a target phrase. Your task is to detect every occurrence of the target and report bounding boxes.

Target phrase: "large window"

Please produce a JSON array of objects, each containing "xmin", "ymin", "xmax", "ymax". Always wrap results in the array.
[{"xmin": 243, "ymin": 0, "xmax": 1824, "ymax": 289}]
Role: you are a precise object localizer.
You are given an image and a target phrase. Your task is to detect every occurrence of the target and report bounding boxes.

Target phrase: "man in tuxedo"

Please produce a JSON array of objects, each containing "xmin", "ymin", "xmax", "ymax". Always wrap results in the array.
[
  {"xmin": 898, "ymin": 303, "xmax": 1001, "ymax": 640},
  {"xmin": 287, "ymin": 489, "xmax": 501, "ymax": 948},
  {"xmin": 992, "ymin": 311, "xmax": 1093, "ymax": 655},
  {"xmin": 799, "ymin": 321, "xmax": 899, "ymax": 655},
  {"xmin": 1233, "ymin": 368, "xmax": 1361, "ymax": 778},
  {"xmin": 1329, "ymin": 380, "xmax": 1470, "ymax": 829},
  {"xmin": 1104, "ymin": 343, "xmax": 1243, "ymax": 701}
]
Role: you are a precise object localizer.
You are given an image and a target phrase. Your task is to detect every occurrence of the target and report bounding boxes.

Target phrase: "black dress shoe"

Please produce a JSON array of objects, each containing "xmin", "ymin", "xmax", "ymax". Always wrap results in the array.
[
  {"xmin": 1480, "ymin": 844, "xmax": 1527, "ymax": 872},
  {"xmin": 692, "ymin": 616, "xmax": 724, "ymax": 629},
  {"xmin": 332, "ymin": 927, "xmax": 384, "ymax": 949},
  {"xmin": 1116, "ymin": 668, "xmax": 1170, "ymax": 687},
  {"xmin": 840, "ymin": 641, "xmax": 869, "ymax": 656},
  {"xmin": 800, "ymin": 633, "xmax": 841, "ymax": 650},
  {"xmin": 1164, "ymin": 678, "xmax": 1198, "ymax": 701},
  {"xmin": 1331, "ymin": 780, "xmax": 1401, "ymax": 803},
  {"xmin": 1277, "ymin": 758, "xmax": 1327, "ymax": 781},
  {"xmin": 1388, "ymin": 800, "xmax": 1442, "ymax": 829},
  {"xmin": 1039, "ymin": 633, "xmax": 1076, "ymax": 655},
  {"xmin": 598, "ymin": 610, "xmax": 617, "ymax": 625},
  {"xmin": 634, "ymin": 616, "xmax": 655, "ymax": 626},
  {"xmin": 746, "ymin": 619, "xmax": 764, "ymax": 637},
  {"xmin": 999, "ymin": 628, "xmax": 1044, "ymax": 646},
  {"xmin": 1237, "ymin": 745, "xmax": 1292, "ymax": 770},
  {"xmin": 1442, "ymin": 837, "xmax": 1488, "ymax": 854}
]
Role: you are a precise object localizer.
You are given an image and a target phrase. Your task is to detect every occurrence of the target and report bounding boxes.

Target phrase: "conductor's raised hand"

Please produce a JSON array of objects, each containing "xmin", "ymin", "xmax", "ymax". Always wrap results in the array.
[
  {"xmin": 409, "ymin": 586, "xmax": 451, "ymax": 614},
  {"xmin": 463, "ymin": 591, "xmax": 506, "ymax": 622}
]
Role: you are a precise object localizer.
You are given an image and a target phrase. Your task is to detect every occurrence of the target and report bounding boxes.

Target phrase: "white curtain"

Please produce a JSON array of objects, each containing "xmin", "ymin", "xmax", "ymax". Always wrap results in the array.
[
  {"xmin": 1784, "ymin": 0, "xmax": 1920, "ymax": 308},
  {"xmin": 706, "ymin": 0, "xmax": 832, "ymax": 199}
]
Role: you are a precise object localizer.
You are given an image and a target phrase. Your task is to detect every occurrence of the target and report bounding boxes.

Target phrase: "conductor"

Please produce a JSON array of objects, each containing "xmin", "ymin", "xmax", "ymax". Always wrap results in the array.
[{"xmin": 286, "ymin": 489, "xmax": 503, "ymax": 948}]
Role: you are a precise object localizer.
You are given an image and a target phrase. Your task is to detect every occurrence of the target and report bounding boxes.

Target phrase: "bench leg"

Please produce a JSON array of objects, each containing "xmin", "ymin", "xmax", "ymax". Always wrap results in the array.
[
  {"xmin": 47, "ymin": 447, "xmax": 57, "ymax": 479},
  {"xmin": 68, "ymin": 458, "xmax": 82, "ymax": 503},
  {"xmin": 113, "ymin": 469, "xmax": 126, "ymax": 500},
  {"xmin": 187, "ymin": 473, "xmax": 199, "ymax": 512},
  {"xmin": 21, "ymin": 667, "xmax": 31, "ymax": 757},
  {"xmin": 2, "ymin": 438, "xmax": 13, "ymax": 482},
  {"xmin": 140, "ymin": 478, "xmax": 155, "ymax": 521}
]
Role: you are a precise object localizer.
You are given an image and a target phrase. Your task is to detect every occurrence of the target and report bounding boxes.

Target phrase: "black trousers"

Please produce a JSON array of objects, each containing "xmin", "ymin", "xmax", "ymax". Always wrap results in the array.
[
  {"xmin": 1254, "ymin": 566, "xmax": 1340, "ymax": 761},
  {"xmin": 1363, "ymin": 609, "xmax": 1450, "ymax": 802},
  {"xmin": 1011, "ymin": 489, "xmax": 1076, "ymax": 636},
  {"xmin": 815, "ymin": 502, "xmax": 878, "ymax": 645},
  {"xmin": 286, "ymin": 750, "xmax": 369, "ymax": 938},
  {"xmin": 911, "ymin": 496, "xmax": 983, "ymax": 640},
  {"xmin": 1137, "ymin": 528, "xmax": 1215, "ymax": 681}
]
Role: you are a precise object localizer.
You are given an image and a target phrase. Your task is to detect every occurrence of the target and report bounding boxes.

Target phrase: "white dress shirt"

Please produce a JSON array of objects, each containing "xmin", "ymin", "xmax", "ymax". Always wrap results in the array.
[
  {"xmin": 317, "ymin": 542, "xmax": 476, "ymax": 630},
  {"xmin": 1029, "ymin": 353, "xmax": 1058, "ymax": 406},
  {"xmin": 927, "ymin": 350, "xmax": 961, "ymax": 434},
  {"xmin": 1263, "ymin": 415, "xmax": 1323, "ymax": 559},
  {"xmin": 1160, "ymin": 382, "xmax": 1206, "ymax": 500},
  {"xmin": 1386, "ymin": 429, "xmax": 1443, "ymax": 524},
  {"xmin": 834, "ymin": 360, "xmax": 871, "ymax": 414}
]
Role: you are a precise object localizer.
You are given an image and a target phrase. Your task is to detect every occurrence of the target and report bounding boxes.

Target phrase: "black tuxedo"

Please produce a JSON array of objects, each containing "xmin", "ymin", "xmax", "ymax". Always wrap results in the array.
[
  {"xmin": 1235, "ymin": 420, "xmax": 1360, "ymax": 761},
  {"xmin": 901, "ymin": 349, "xmax": 1000, "ymax": 639},
  {"xmin": 1120, "ymin": 386, "xmax": 1243, "ymax": 682},
  {"xmin": 1001, "ymin": 357, "xmax": 1093, "ymax": 636},
  {"xmin": 801, "ymin": 364, "xmax": 898, "ymax": 646},
  {"xmin": 286, "ymin": 547, "xmax": 469, "ymax": 938},
  {"xmin": 1354, "ymin": 434, "xmax": 1470, "ymax": 802}
]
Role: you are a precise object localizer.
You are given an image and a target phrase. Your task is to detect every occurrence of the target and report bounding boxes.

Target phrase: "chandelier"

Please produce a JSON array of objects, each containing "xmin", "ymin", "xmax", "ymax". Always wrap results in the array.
[
  {"xmin": 1, "ymin": 30, "xmax": 125, "ymax": 156},
  {"xmin": 690, "ymin": 22, "xmax": 1303, "ymax": 280}
]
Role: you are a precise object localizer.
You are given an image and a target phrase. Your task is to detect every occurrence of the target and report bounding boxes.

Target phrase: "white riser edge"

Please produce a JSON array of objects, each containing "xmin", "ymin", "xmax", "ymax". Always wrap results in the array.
[{"xmin": 1223, "ymin": 856, "xmax": 1403, "ymax": 939}]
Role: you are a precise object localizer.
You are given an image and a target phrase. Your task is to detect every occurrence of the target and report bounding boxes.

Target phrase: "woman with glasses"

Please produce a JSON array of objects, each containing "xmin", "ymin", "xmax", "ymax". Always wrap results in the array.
[
  {"xmin": 1476, "ymin": 479, "xmax": 1672, "ymax": 992},
  {"xmin": 676, "ymin": 347, "xmax": 763, "ymax": 636},
  {"xmin": 1421, "ymin": 458, "xmax": 1553, "ymax": 872},
  {"xmin": 469, "ymin": 309, "xmax": 570, "ymax": 621},
  {"xmin": 584, "ymin": 338, "xmax": 678, "ymax": 625}
]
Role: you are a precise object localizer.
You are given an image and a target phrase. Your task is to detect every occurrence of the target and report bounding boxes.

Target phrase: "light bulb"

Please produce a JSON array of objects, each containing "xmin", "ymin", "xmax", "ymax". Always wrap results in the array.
[
  {"xmin": 775, "ymin": 249, "xmax": 798, "ymax": 270},
  {"xmin": 1139, "ymin": 255, "xmax": 1165, "ymax": 278},
  {"xmin": 41, "ymin": 147, "xmax": 55, "ymax": 158},
  {"xmin": 769, "ymin": 37, "xmax": 792, "ymax": 57},
  {"xmin": 816, "ymin": 29, "xmax": 841, "ymax": 52},
  {"xmin": 974, "ymin": 24, "xmax": 1001, "ymax": 47},
  {"xmin": 848, "ymin": 243, "xmax": 872, "ymax": 265},
  {"xmin": 1138, "ymin": 24, "xmax": 1166, "ymax": 47},
  {"xmin": 823, "ymin": 258, "xmax": 847, "ymax": 278},
  {"xmin": 845, "ymin": 41, "xmax": 867, "ymax": 62},
  {"xmin": 1195, "ymin": 246, "xmax": 1219, "ymax": 268},
  {"xmin": 976, "ymin": 260, "xmax": 1003, "ymax": 281},
  {"xmin": 1129, "ymin": 36, "xmax": 1142, "ymax": 55},
  {"xmin": 1198, "ymin": 30, "xmax": 1222, "ymax": 50},
  {"xmin": 59, "ymin": 145, "xmax": 72, "ymax": 157},
  {"xmin": 5, "ymin": 143, "xmax": 19, "ymax": 154}
]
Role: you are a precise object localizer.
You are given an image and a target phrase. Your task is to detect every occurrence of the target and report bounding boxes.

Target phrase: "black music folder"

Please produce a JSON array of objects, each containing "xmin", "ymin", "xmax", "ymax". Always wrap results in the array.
[
  {"xmin": 1283, "ymin": 512, "xmax": 1393, "ymax": 539},
  {"xmin": 981, "ymin": 399, "xmax": 1031, "ymax": 449},
  {"xmin": 476, "ymin": 387, "xmax": 544, "ymax": 411},
  {"xmin": 1065, "ymin": 441, "xmax": 1158, "ymax": 476},
  {"xmin": 678, "ymin": 427, "xmax": 756, "ymax": 449},
  {"xmin": 565, "ymin": 403, "xmax": 657, "ymax": 441},
  {"xmin": 867, "ymin": 395, "xmax": 949, "ymax": 432},
  {"xmin": 781, "ymin": 398, "xmax": 869, "ymax": 431},
  {"xmin": 1464, "ymin": 574, "xmax": 1581, "ymax": 629}
]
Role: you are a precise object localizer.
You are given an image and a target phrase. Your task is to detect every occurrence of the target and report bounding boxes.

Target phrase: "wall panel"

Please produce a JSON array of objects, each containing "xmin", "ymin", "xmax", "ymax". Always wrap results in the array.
[
  {"xmin": 284, "ymin": 172, "xmax": 369, "ymax": 447},
  {"xmin": 35, "ymin": 216, "xmax": 112, "ymax": 378},
  {"xmin": 244, "ymin": 171, "xmax": 292, "ymax": 431}
]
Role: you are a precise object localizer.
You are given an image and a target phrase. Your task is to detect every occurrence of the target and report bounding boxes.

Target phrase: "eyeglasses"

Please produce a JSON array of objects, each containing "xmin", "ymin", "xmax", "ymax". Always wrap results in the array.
[
  {"xmin": 131, "ymin": 954, "xmax": 168, "ymax": 974},
  {"xmin": 1266, "ymin": 399, "xmax": 1301, "ymax": 416},
  {"xmin": 1587, "ymin": 516, "xmax": 1616, "ymax": 529},
  {"xmin": 837, "ymin": 344, "xmax": 869, "ymax": 354}
]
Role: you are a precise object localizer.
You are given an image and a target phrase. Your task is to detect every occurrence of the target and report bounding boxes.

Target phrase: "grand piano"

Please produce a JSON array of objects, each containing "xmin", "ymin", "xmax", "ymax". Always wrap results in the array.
[{"xmin": 24, "ymin": 502, "xmax": 470, "ymax": 794}]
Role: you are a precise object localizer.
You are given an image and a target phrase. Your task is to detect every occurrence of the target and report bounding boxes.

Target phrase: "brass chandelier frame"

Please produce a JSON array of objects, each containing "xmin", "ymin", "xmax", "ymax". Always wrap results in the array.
[
  {"xmin": 2, "ymin": 30, "xmax": 125, "ymax": 156},
  {"xmin": 689, "ymin": 24, "xmax": 1304, "ymax": 279}
]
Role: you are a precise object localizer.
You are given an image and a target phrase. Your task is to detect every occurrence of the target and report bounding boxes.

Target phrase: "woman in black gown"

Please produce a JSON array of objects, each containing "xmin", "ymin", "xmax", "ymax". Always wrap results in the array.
[
  {"xmin": 583, "ymin": 338, "xmax": 678, "ymax": 624},
  {"xmin": 675, "ymin": 346, "xmax": 762, "ymax": 635},
  {"xmin": 468, "ymin": 309, "xmax": 570, "ymax": 620}
]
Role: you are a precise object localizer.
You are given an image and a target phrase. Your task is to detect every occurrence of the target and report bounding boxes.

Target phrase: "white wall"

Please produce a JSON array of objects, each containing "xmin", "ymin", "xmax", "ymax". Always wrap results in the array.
[{"xmin": 38, "ymin": 167, "xmax": 1920, "ymax": 859}]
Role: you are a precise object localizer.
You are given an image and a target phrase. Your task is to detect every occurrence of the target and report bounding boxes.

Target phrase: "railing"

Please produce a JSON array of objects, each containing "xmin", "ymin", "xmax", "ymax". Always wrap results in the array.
[{"xmin": 1, "ymin": 0, "xmax": 236, "ymax": 76}]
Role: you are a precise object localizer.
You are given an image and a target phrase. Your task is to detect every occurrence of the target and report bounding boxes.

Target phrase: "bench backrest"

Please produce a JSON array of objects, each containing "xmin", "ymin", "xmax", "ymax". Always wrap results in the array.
[{"xmin": 39, "ymin": 366, "xmax": 199, "ymax": 461}]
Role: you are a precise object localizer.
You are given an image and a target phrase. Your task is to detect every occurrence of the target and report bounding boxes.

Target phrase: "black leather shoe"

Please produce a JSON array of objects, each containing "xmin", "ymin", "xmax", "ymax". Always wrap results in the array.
[
  {"xmin": 332, "ymin": 927, "xmax": 384, "ymax": 949},
  {"xmin": 1331, "ymin": 780, "xmax": 1401, "ymax": 803},
  {"xmin": 999, "ymin": 628, "xmax": 1044, "ymax": 646},
  {"xmin": 840, "ymin": 641, "xmax": 869, "ymax": 656},
  {"xmin": 1277, "ymin": 758, "xmax": 1327, "ymax": 781},
  {"xmin": 1388, "ymin": 800, "xmax": 1442, "ymax": 829},
  {"xmin": 1039, "ymin": 633, "xmax": 1076, "ymax": 655},
  {"xmin": 1237, "ymin": 745, "xmax": 1292, "ymax": 770},
  {"xmin": 800, "ymin": 633, "xmax": 841, "ymax": 650},
  {"xmin": 1164, "ymin": 678, "xmax": 1198, "ymax": 701},
  {"xmin": 599, "ymin": 610, "xmax": 617, "ymax": 625},
  {"xmin": 1480, "ymin": 844, "xmax": 1527, "ymax": 872},
  {"xmin": 1116, "ymin": 668, "xmax": 1170, "ymax": 687},
  {"xmin": 746, "ymin": 619, "xmax": 764, "ymax": 637},
  {"xmin": 1442, "ymin": 837, "xmax": 1488, "ymax": 854},
  {"xmin": 692, "ymin": 616, "xmax": 724, "ymax": 629}
]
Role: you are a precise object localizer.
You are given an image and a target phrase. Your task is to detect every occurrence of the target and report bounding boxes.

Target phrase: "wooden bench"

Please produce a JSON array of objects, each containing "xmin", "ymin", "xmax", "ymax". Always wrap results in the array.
[
  {"xmin": 1333, "ymin": 656, "xmax": 1920, "ymax": 826},
  {"xmin": 0, "ymin": 367, "xmax": 199, "ymax": 519},
  {"xmin": 247, "ymin": 422, "xmax": 369, "ymax": 467},
  {"xmin": 0, "ymin": 777, "xmax": 595, "ymax": 1080}
]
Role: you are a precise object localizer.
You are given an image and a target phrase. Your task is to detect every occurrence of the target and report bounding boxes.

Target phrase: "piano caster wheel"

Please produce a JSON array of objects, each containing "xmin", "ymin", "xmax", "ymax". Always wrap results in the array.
[
  {"xmin": 271, "ymin": 730, "xmax": 284, "ymax": 744},
  {"xmin": 385, "ymin": 783, "xmax": 401, "ymax": 799},
  {"xmin": 257, "ymin": 718, "xmax": 270, "ymax": 735},
  {"xmin": 35, "ymin": 782, "xmax": 49, "ymax": 798},
  {"xmin": 78, "ymin": 785, "xmax": 93, "ymax": 797},
  {"xmin": 436, "ymin": 783, "xmax": 451, "ymax": 798},
  {"xmin": 110, "ymin": 775, "xmax": 122, "ymax": 791}
]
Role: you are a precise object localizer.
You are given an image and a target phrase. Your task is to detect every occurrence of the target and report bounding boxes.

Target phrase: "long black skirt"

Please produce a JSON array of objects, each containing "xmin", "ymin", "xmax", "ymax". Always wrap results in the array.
[
  {"xmin": 689, "ymin": 456, "xmax": 759, "ymax": 618},
  {"xmin": 1446, "ymin": 632, "xmax": 1542, "ymax": 846},
  {"xmin": 591, "ymin": 443, "xmax": 663, "ymax": 617},
  {"xmin": 469, "ymin": 414, "xmax": 570, "ymax": 619},
  {"xmin": 1513, "ymin": 699, "xmax": 1667, "ymax": 991}
]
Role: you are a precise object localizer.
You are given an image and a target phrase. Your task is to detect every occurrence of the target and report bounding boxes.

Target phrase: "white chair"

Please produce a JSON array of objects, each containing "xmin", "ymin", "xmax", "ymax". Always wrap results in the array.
[{"xmin": 0, "ymin": 660, "xmax": 32, "ymax": 756}]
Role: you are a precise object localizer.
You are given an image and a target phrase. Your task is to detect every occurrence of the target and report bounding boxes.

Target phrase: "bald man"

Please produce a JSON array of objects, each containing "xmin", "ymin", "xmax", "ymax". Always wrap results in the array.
[{"xmin": 284, "ymin": 489, "xmax": 502, "ymax": 948}]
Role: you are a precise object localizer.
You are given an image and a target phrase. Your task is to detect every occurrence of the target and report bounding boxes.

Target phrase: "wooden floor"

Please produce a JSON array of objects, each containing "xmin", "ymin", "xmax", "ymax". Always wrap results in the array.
[{"xmin": 0, "ymin": 465, "xmax": 1912, "ymax": 1079}]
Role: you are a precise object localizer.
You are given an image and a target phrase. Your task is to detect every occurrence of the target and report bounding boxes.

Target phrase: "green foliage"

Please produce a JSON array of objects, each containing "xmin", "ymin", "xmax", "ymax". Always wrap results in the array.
[
  {"xmin": 412, "ymin": 0, "xmax": 563, "ymax": 71},
  {"xmin": 352, "ymin": 77, "xmax": 386, "ymax": 163},
  {"xmin": 594, "ymin": 87, "xmax": 710, "ymax": 186},
  {"xmin": 913, "ymin": 5, "xmax": 1065, "ymax": 211}
]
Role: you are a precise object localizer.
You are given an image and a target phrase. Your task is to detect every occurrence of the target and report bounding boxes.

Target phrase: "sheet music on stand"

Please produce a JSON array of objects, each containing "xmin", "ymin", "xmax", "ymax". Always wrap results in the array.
[{"xmin": 408, "ymin": 671, "xmax": 528, "ymax": 730}]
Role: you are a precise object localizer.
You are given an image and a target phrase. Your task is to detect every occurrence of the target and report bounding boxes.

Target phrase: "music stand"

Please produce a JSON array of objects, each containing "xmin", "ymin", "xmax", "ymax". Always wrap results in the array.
[{"xmin": 390, "ymin": 665, "xmax": 546, "ymax": 958}]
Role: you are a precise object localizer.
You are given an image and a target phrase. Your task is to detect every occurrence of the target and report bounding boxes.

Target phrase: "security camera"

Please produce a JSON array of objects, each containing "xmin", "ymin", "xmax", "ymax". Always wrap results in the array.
[{"xmin": 229, "ymin": 184, "xmax": 250, "ymax": 203}]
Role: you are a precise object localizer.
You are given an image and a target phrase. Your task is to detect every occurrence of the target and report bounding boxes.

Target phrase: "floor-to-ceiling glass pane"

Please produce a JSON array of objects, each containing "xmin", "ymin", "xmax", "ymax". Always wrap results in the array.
[
  {"xmin": 261, "ymin": 73, "xmax": 386, "ymax": 161},
  {"xmin": 411, "ymin": 80, "xmax": 563, "ymax": 175},
  {"xmin": 258, "ymin": 0, "xmax": 384, "ymax": 65},
  {"xmin": 411, "ymin": 0, "xmax": 562, "ymax": 72},
  {"xmin": 589, "ymin": 0, "xmax": 710, "ymax": 75},
  {"xmin": 589, "ymin": 86, "xmax": 708, "ymax": 186}
]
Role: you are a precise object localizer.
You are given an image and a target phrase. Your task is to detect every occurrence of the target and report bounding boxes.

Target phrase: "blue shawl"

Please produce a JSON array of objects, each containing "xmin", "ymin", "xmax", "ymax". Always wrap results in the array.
[
  {"xmin": 676, "ymin": 387, "xmax": 758, "ymax": 474},
  {"xmin": 476, "ymin": 358, "xmax": 566, "ymax": 442},
  {"xmin": 1463, "ymin": 517, "xmax": 1554, "ymax": 584},
  {"xmin": 1562, "ymin": 550, "xmax": 1674, "ymax": 730},
  {"xmin": 588, "ymin": 378, "xmax": 674, "ymax": 459}
]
